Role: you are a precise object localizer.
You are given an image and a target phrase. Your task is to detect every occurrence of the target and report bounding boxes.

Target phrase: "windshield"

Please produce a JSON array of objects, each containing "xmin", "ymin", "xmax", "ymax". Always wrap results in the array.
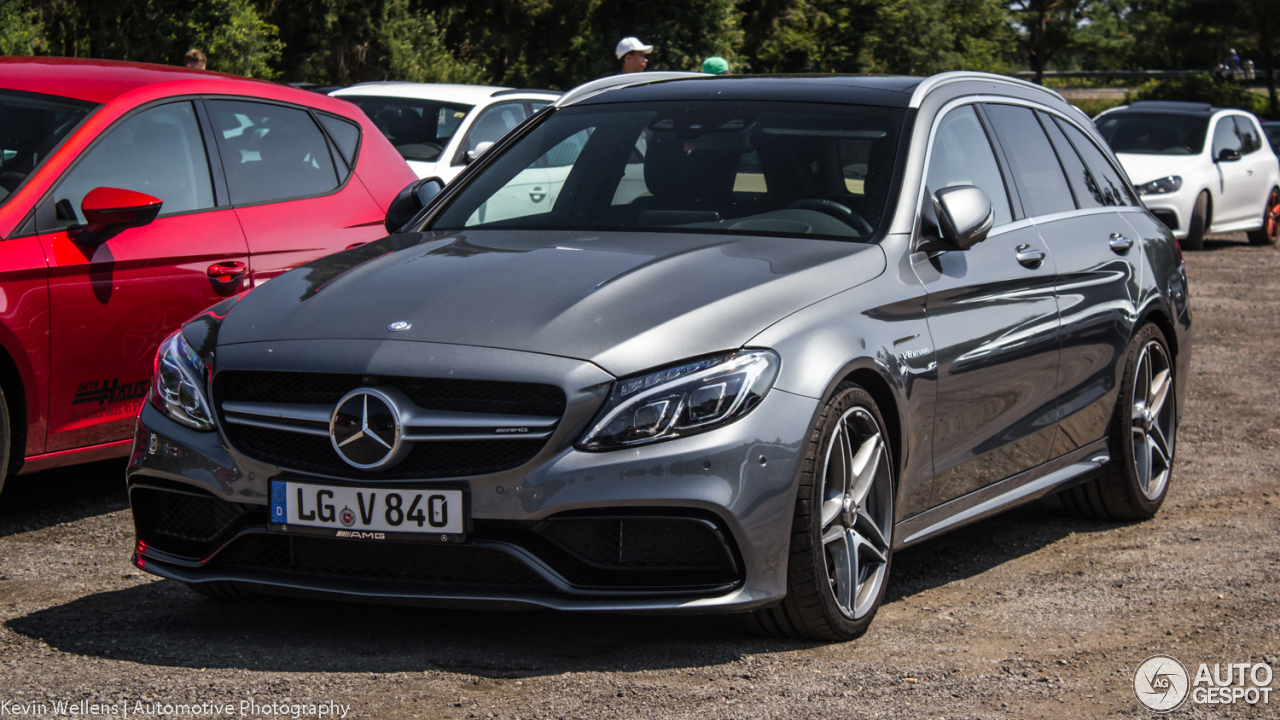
[
  {"xmin": 430, "ymin": 101, "xmax": 905, "ymax": 241},
  {"xmin": 345, "ymin": 95, "xmax": 471, "ymax": 163},
  {"xmin": 1097, "ymin": 112, "xmax": 1209, "ymax": 155},
  {"xmin": 0, "ymin": 90, "xmax": 97, "ymax": 207}
]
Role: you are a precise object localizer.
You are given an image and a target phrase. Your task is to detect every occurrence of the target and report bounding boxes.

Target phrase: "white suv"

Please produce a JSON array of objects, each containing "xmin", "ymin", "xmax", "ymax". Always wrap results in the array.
[
  {"xmin": 330, "ymin": 83, "xmax": 560, "ymax": 184},
  {"xmin": 1096, "ymin": 101, "xmax": 1280, "ymax": 249}
]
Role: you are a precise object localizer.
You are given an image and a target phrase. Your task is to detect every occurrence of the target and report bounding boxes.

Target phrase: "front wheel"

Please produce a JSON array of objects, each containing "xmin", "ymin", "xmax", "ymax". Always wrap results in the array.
[
  {"xmin": 1061, "ymin": 324, "xmax": 1176, "ymax": 520},
  {"xmin": 747, "ymin": 383, "xmax": 894, "ymax": 641},
  {"xmin": 1247, "ymin": 187, "xmax": 1280, "ymax": 246},
  {"xmin": 1183, "ymin": 191, "xmax": 1209, "ymax": 251}
]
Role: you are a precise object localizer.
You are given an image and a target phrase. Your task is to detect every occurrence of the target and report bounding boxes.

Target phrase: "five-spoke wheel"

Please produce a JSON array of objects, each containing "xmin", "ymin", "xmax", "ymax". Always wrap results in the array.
[
  {"xmin": 748, "ymin": 383, "xmax": 894, "ymax": 640},
  {"xmin": 1061, "ymin": 324, "xmax": 1176, "ymax": 520},
  {"xmin": 820, "ymin": 406, "xmax": 893, "ymax": 620}
]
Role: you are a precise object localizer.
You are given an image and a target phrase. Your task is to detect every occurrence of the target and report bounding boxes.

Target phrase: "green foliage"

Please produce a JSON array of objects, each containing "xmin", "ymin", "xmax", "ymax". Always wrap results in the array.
[
  {"xmin": 0, "ymin": 0, "xmax": 44, "ymax": 56},
  {"xmin": 193, "ymin": 0, "xmax": 283, "ymax": 78},
  {"xmin": 379, "ymin": 1, "xmax": 484, "ymax": 84},
  {"xmin": 1126, "ymin": 74, "xmax": 1257, "ymax": 110}
]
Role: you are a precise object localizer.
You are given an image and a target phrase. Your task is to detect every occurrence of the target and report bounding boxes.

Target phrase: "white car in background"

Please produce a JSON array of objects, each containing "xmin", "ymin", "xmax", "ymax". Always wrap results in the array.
[
  {"xmin": 331, "ymin": 83, "xmax": 560, "ymax": 184},
  {"xmin": 1095, "ymin": 101, "xmax": 1280, "ymax": 249}
]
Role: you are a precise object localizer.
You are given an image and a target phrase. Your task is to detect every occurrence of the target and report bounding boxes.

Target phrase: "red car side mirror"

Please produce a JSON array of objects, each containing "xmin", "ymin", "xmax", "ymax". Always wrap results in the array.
[{"xmin": 71, "ymin": 187, "xmax": 163, "ymax": 247}]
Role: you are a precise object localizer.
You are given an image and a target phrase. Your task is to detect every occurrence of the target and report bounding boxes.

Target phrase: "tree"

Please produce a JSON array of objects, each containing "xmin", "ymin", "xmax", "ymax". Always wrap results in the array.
[
  {"xmin": 0, "ymin": 0, "xmax": 45, "ymax": 56},
  {"xmin": 1007, "ymin": 0, "xmax": 1092, "ymax": 83}
]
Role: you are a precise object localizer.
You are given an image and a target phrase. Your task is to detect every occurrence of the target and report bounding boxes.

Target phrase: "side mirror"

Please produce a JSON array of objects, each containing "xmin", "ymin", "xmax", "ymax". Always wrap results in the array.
[
  {"xmin": 464, "ymin": 142, "xmax": 494, "ymax": 163},
  {"xmin": 926, "ymin": 185, "xmax": 993, "ymax": 250},
  {"xmin": 71, "ymin": 187, "xmax": 162, "ymax": 247},
  {"xmin": 1216, "ymin": 148, "xmax": 1242, "ymax": 162},
  {"xmin": 384, "ymin": 177, "xmax": 444, "ymax": 234}
]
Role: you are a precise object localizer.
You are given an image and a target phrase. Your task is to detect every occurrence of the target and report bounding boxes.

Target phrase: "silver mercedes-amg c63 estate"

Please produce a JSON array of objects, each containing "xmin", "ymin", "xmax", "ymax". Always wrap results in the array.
[{"xmin": 129, "ymin": 71, "xmax": 1189, "ymax": 641}]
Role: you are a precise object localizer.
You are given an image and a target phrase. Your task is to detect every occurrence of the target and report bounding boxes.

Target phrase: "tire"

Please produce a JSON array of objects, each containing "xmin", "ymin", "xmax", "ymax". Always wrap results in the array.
[
  {"xmin": 1061, "ymin": 324, "xmax": 1176, "ymax": 520},
  {"xmin": 1247, "ymin": 187, "xmax": 1280, "ymax": 246},
  {"xmin": 747, "ymin": 383, "xmax": 894, "ymax": 641},
  {"xmin": 185, "ymin": 581, "xmax": 260, "ymax": 601},
  {"xmin": 1183, "ymin": 191, "xmax": 1209, "ymax": 251},
  {"xmin": 0, "ymin": 383, "xmax": 9, "ymax": 501}
]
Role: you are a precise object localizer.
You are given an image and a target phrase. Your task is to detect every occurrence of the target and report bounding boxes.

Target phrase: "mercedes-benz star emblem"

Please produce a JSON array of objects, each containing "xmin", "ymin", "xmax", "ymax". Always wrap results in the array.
[
  {"xmin": 387, "ymin": 321, "xmax": 411, "ymax": 332},
  {"xmin": 330, "ymin": 388, "xmax": 404, "ymax": 469}
]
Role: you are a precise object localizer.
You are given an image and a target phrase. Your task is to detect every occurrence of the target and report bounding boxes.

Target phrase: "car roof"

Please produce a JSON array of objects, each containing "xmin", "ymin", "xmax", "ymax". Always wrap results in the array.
[
  {"xmin": 566, "ymin": 74, "xmax": 925, "ymax": 108},
  {"xmin": 0, "ymin": 56, "xmax": 284, "ymax": 105},
  {"xmin": 1113, "ymin": 100, "xmax": 1222, "ymax": 116},
  {"xmin": 331, "ymin": 82, "xmax": 560, "ymax": 105}
]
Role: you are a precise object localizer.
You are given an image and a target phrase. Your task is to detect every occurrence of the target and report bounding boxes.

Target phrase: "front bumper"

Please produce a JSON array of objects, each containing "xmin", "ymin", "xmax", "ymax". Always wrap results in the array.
[
  {"xmin": 127, "ymin": 343, "xmax": 819, "ymax": 613},
  {"xmin": 1139, "ymin": 191, "xmax": 1193, "ymax": 238}
]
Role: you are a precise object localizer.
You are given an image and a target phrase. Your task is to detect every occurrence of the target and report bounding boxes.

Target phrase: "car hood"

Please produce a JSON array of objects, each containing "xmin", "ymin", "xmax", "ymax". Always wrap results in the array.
[
  {"xmin": 217, "ymin": 230, "xmax": 886, "ymax": 377},
  {"xmin": 1116, "ymin": 152, "xmax": 1200, "ymax": 185}
]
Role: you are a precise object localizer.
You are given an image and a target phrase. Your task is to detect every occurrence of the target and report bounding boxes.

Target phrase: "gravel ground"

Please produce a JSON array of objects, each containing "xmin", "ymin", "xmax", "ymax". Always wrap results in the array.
[{"xmin": 1, "ymin": 235, "xmax": 1277, "ymax": 719}]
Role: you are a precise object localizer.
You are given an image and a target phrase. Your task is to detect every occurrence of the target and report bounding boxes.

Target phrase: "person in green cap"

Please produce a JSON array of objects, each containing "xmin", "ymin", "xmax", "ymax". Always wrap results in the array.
[{"xmin": 702, "ymin": 56, "xmax": 729, "ymax": 75}]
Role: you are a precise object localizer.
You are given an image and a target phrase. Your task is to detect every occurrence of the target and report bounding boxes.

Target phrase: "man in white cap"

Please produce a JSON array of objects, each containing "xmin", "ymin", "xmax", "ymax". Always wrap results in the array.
[{"xmin": 616, "ymin": 37, "xmax": 653, "ymax": 74}]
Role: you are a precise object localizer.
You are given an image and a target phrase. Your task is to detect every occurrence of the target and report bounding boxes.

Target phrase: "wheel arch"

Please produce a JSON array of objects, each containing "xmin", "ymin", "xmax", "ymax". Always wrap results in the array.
[
  {"xmin": 809, "ymin": 358, "xmax": 906, "ymax": 492},
  {"xmin": 1136, "ymin": 303, "xmax": 1179, "ymax": 361}
]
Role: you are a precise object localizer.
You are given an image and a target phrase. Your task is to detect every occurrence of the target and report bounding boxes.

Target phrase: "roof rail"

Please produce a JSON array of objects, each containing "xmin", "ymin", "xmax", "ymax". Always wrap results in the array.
[
  {"xmin": 908, "ymin": 71, "xmax": 1065, "ymax": 108},
  {"xmin": 491, "ymin": 87, "xmax": 562, "ymax": 97},
  {"xmin": 554, "ymin": 72, "xmax": 708, "ymax": 108}
]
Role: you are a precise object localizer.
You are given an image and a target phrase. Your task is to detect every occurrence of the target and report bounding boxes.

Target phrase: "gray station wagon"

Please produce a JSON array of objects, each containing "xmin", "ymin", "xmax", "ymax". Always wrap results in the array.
[{"xmin": 128, "ymin": 71, "xmax": 1189, "ymax": 641}]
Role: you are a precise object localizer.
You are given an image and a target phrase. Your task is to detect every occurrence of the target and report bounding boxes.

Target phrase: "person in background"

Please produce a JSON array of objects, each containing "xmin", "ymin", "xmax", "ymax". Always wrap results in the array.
[
  {"xmin": 183, "ymin": 49, "xmax": 206, "ymax": 70},
  {"xmin": 616, "ymin": 37, "xmax": 653, "ymax": 74},
  {"xmin": 702, "ymin": 56, "xmax": 729, "ymax": 75}
]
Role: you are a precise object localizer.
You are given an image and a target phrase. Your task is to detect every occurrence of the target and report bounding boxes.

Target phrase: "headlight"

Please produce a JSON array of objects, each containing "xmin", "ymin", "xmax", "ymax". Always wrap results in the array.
[
  {"xmin": 577, "ymin": 350, "xmax": 779, "ymax": 451},
  {"xmin": 149, "ymin": 330, "xmax": 215, "ymax": 431},
  {"xmin": 1136, "ymin": 176, "xmax": 1182, "ymax": 195}
]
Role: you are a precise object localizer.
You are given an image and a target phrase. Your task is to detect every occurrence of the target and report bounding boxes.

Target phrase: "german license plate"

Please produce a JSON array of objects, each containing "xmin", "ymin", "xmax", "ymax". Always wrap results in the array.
[{"xmin": 269, "ymin": 480, "xmax": 465, "ymax": 540}]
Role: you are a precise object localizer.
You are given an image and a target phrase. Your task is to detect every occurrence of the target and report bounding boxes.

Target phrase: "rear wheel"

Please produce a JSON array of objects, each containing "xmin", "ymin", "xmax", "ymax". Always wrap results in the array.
[
  {"xmin": 747, "ymin": 383, "xmax": 894, "ymax": 641},
  {"xmin": 1247, "ymin": 187, "xmax": 1280, "ymax": 245},
  {"xmin": 1183, "ymin": 191, "xmax": 1209, "ymax": 251},
  {"xmin": 1061, "ymin": 324, "xmax": 1176, "ymax": 520}
]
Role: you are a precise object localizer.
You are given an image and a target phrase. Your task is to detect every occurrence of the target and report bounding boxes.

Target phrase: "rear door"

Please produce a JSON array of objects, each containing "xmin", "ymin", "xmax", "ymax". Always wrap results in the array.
[
  {"xmin": 1024, "ymin": 109, "xmax": 1146, "ymax": 456},
  {"xmin": 204, "ymin": 99, "xmax": 386, "ymax": 284},
  {"xmin": 37, "ymin": 100, "xmax": 249, "ymax": 452},
  {"xmin": 912, "ymin": 104, "xmax": 1062, "ymax": 506}
]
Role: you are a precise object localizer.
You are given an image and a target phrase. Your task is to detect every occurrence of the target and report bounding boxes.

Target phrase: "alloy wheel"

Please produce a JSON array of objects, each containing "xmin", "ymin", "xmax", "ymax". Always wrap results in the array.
[
  {"xmin": 819, "ymin": 406, "xmax": 893, "ymax": 620},
  {"xmin": 1130, "ymin": 339, "xmax": 1175, "ymax": 501}
]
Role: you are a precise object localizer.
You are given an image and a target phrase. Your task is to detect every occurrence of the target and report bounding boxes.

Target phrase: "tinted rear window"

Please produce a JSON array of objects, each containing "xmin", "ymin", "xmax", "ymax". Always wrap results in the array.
[
  {"xmin": 983, "ymin": 104, "xmax": 1074, "ymax": 217},
  {"xmin": 346, "ymin": 96, "xmax": 470, "ymax": 163},
  {"xmin": 207, "ymin": 100, "xmax": 341, "ymax": 206},
  {"xmin": 432, "ymin": 101, "xmax": 905, "ymax": 241}
]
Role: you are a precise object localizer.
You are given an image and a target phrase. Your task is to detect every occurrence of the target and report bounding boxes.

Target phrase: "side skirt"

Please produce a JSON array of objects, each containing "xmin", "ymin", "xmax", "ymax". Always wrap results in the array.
[{"xmin": 894, "ymin": 439, "xmax": 1110, "ymax": 550}]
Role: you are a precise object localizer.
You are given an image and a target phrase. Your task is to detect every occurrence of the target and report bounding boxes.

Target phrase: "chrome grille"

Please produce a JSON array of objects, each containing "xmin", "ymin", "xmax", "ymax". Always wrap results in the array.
[{"xmin": 215, "ymin": 371, "xmax": 564, "ymax": 479}]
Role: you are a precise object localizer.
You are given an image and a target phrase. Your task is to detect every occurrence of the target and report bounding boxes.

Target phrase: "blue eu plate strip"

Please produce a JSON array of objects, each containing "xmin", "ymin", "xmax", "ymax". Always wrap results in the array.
[{"xmin": 270, "ymin": 480, "xmax": 287, "ymax": 523}]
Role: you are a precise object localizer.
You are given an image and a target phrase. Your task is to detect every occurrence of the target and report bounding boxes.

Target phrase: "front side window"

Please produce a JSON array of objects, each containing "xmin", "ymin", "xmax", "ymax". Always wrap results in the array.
[
  {"xmin": 1097, "ymin": 112, "xmax": 1209, "ymax": 155},
  {"xmin": 432, "ymin": 101, "xmax": 905, "ymax": 240},
  {"xmin": 1233, "ymin": 116, "xmax": 1263, "ymax": 154},
  {"xmin": 52, "ymin": 101, "xmax": 213, "ymax": 227},
  {"xmin": 345, "ymin": 96, "xmax": 468, "ymax": 163},
  {"xmin": 456, "ymin": 102, "xmax": 530, "ymax": 164},
  {"xmin": 983, "ymin": 104, "xmax": 1074, "ymax": 217},
  {"xmin": 1211, "ymin": 116, "xmax": 1244, "ymax": 158},
  {"xmin": 207, "ymin": 100, "xmax": 339, "ymax": 206},
  {"xmin": 0, "ymin": 90, "xmax": 97, "ymax": 207},
  {"xmin": 926, "ymin": 105, "xmax": 1013, "ymax": 226}
]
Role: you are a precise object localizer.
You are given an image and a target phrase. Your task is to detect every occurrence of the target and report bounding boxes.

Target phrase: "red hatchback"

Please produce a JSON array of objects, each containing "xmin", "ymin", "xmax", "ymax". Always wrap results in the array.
[{"xmin": 0, "ymin": 57, "xmax": 416, "ymax": 490}]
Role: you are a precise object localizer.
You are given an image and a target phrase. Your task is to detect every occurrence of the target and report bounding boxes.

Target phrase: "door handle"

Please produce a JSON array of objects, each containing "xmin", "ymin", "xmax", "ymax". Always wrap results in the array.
[
  {"xmin": 1109, "ymin": 233, "xmax": 1135, "ymax": 253},
  {"xmin": 1248, "ymin": 168, "xmax": 1254, "ymax": 176},
  {"xmin": 207, "ymin": 261, "xmax": 248, "ymax": 285},
  {"xmin": 1015, "ymin": 244, "xmax": 1046, "ymax": 268}
]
